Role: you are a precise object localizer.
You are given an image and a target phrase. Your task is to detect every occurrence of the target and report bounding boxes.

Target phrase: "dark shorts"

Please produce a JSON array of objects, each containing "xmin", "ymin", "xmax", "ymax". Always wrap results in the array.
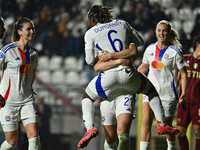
[{"xmin": 177, "ymin": 103, "xmax": 200, "ymax": 127}]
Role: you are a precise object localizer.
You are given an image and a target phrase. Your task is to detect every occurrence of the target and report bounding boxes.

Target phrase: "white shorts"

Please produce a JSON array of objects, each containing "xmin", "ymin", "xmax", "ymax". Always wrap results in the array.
[
  {"xmin": 142, "ymin": 94, "xmax": 177, "ymax": 117},
  {"xmin": 100, "ymin": 94, "xmax": 135, "ymax": 125},
  {"xmin": 0, "ymin": 101, "xmax": 38, "ymax": 132},
  {"xmin": 86, "ymin": 68, "xmax": 154, "ymax": 101}
]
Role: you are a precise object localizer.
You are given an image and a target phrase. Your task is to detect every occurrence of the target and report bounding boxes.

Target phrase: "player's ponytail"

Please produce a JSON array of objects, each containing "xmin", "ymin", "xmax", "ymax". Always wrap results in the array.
[
  {"xmin": 88, "ymin": 5, "xmax": 113, "ymax": 23},
  {"xmin": 157, "ymin": 20, "xmax": 182, "ymax": 49},
  {"xmin": 12, "ymin": 17, "xmax": 33, "ymax": 42}
]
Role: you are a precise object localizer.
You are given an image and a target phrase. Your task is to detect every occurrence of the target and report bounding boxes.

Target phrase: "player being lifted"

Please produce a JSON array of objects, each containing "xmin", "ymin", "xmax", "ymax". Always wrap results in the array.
[{"xmin": 78, "ymin": 5, "xmax": 179, "ymax": 149}]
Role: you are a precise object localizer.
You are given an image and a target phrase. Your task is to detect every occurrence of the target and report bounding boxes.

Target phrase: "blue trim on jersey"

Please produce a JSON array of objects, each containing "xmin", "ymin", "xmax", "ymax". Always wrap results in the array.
[
  {"xmin": 170, "ymin": 45, "xmax": 182, "ymax": 56},
  {"xmin": 1, "ymin": 43, "xmax": 17, "ymax": 54},
  {"xmin": 172, "ymin": 79, "xmax": 178, "ymax": 100},
  {"xmin": 95, "ymin": 72, "xmax": 107, "ymax": 99},
  {"xmin": 158, "ymin": 47, "xmax": 168, "ymax": 61},
  {"xmin": 25, "ymin": 49, "xmax": 30, "ymax": 64}
]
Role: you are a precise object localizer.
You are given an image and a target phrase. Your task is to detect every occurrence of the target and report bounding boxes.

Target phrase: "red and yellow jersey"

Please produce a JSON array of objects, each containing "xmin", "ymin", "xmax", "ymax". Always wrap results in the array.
[
  {"xmin": 0, "ymin": 42, "xmax": 38, "ymax": 105},
  {"xmin": 184, "ymin": 54, "xmax": 200, "ymax": 104}
]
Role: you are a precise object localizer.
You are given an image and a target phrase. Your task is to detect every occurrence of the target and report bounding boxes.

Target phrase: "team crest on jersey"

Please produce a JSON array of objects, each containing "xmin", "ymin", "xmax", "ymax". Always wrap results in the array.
[
  {"xmin": 101, "ymin": 116, "xmax": 105, "ymax": 122},
  {"xmin": 193, "ymin": 63, "xmax": 198, "ymax": 69},
  {"xmin": 164, "ymin": 53, "xmax": 169, "ymax": 59},
  {"xmin": 185, "ymin": 60, "xmax": 190, "ymax": 67},
  {"xmin": 5, "ymin": 115, "xmax": 11, "ymax": 121}
]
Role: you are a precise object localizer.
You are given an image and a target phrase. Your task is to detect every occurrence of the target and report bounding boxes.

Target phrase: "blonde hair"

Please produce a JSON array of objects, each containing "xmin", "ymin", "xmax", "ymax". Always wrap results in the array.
[{"xmin": 157, "ymin": 20, "xmax": 182, "ymax": 49}]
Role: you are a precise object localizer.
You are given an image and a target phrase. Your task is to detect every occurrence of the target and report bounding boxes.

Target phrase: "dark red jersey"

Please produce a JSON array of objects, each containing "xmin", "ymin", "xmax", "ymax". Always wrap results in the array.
[{"xmin": 184, "ymin": 54, "xmax": 200, "ymax": 104}]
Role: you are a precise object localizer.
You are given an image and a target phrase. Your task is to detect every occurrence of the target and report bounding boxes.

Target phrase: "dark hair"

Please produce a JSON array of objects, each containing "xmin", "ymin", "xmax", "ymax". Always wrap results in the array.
[
  {"xmin": 12, "ymin": 17, "xmax": 33, "ymax": 42},
  {"xmin": 88, "ymin": 5, "xmax": 113, "ymax": 23},
  {"xmin": 192, "ymin": 34, "xmax": 200, "ymax": 50}
]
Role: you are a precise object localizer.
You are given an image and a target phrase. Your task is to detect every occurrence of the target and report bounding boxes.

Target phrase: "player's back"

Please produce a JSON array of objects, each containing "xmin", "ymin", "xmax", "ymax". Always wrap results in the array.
[{"xmin": 86, "ymin": 19, "xmax": 129, "ymax": 53}]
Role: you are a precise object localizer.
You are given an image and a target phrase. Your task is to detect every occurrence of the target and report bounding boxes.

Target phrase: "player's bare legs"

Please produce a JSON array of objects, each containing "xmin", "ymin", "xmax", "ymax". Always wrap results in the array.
[
  {"xmin": 103, "ymin": 125, "xmax": 118, "ymax": 150},
  {"xmin": 103, "ymin": 113, "xmax": 132, "ymax": 150},
  {"xmin": 117, "ymin": 113, "xmax": 132, "ymax": 150},
  {"xmin": 25, "ymin": 123, "xmax": 40, "ymax": 150},
  {"xmin": 140, "ymin": 102, "xmax": 154, "ymax": 150}
]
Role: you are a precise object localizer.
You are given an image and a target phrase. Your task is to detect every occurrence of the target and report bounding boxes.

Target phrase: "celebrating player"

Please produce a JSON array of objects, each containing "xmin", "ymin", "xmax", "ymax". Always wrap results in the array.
[
  {"xmin": 0, "ymin": 17, "xmax": 40, "ymax": 150},
  {"xmin": 78, "ymin": 5, "xmax": 178, "ymax": 149},
  {"xmin": 137, "ymin": 20, "xmax": 187, "ymax": 150}
]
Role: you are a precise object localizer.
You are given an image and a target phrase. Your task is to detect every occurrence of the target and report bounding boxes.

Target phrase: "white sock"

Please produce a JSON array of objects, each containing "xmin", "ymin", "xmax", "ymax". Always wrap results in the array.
[
  {"xmin": 149, "ymin": 96, "xmax": 165, "ymax": 126},
  {"xmin": 0, "ymin": 141, "xmax": 15, "ymax": 150},
  {"xmin": 118, "ymin": 134, "xmax": 129, "ymax": 150},
  {"xmin": 82, "ymin": 98, "xmax": 95, "ymax": 130},
  {"xmin": 28, "ymin": 136, "xmax": 40, "ymax": 150},
  {"xmin": 166, "ymin": 139, "xmax": 175, "ymax": 150},
  {"xmin": 140, "ymin": 141, "xmax": 150, "ymax": 150},
  {"xmin": 104, "ymin": 140, "xmax": 117, "ymax": 150}
]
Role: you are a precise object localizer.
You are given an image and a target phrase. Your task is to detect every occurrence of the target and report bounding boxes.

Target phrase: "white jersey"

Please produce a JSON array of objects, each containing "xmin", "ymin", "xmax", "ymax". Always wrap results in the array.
[
  {"xmin": 0, "ymin": 42, "xmax": 38, "ymax": 105},
  {"xmin": 84, "ymin": 19, "xmax": 144, "ymax": 66},
  {"xmin": 142, "ymin": 42, "xmax": 185, "ymax": 101}
]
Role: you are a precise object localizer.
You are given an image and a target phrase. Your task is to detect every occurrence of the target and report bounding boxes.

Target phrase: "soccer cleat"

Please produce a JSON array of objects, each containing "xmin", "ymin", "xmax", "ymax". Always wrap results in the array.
[
  {"xmin": 157, "ymin": 125, "xmax": 179, "ymax": 135},
  {"xmin": 78, "ymin": 127, "xmax": 99, "ymax": 148}
]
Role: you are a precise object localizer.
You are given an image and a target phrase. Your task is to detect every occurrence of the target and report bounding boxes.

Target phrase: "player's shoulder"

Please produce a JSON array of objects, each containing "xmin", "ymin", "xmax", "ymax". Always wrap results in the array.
[
  {"xmin": 169, "ymin": 45, "xmax": 182, "ymax": 56},
  {"xmin": 1, "ymin": 42, "xmax": 17, "ymax": 53},
  {"xmin": 146, "ymin": 42, "xmax": 157, "ymax": 50}
]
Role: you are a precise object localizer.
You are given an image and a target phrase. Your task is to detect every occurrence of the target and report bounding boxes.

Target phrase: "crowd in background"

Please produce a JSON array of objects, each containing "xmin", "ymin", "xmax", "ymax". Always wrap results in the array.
[{"xmin": 0, "ymin": 0, "xmax": 200, "ymax": 64}]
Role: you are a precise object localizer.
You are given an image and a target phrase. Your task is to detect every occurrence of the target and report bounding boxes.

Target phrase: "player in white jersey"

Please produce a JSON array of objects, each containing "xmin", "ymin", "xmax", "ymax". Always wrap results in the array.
[
  {"xmin": 95, "ymin": 52, "xmax": 136, "ymax": 150},
  {"xmin": 0, "ymin": 17, "xmax": 40, "ymax": 150},
  {"xmin": 137, "ymin": 20, "xmax": 187, "ymax": 150},
  {"xmin": 78, "ymin": 5, "xmax": 179, "ymax": 149}
]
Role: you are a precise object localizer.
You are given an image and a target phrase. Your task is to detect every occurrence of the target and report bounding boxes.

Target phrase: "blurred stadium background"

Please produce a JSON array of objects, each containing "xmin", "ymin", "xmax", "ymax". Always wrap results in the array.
[{"xmin": 0, "ymin": 0, "xmax": 199, "ymax": 149}]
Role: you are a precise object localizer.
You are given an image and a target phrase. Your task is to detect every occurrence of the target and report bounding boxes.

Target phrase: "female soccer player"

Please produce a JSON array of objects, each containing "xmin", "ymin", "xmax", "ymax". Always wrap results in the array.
[
  {"xmin": 78, "ymin": 5, "xmax": 178, "ymax": 149},
  {"xmin": 177, "ymin": 35, "xmax": 200, "ymax": 150},
  {"xmin": 0, "ymin": 17, "xmax": 40, "ymax": 150},
  {"xmin": 137, "ymin": 20, "xmax": 187, "ymax": 150}
]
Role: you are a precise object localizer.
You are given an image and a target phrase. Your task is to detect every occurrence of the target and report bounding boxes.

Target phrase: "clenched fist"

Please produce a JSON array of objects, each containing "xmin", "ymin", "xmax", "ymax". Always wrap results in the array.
[{"xmin": 0, "ymin": 95, "xmax": 5, "ymax": 107}]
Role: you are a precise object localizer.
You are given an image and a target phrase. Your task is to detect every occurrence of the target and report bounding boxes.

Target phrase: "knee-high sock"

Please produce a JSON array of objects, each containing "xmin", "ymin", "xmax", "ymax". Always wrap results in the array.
[
  {"xmin": 166, "ymin": 139, "xmax": 175, "ymax": 150},
  {"xmin": 82, "ymin": 98, "xmax": 95, "ymax": 130},
  {"xmin": 178, "ymin": 136, "xmax": 189, "ymax": 150},
  {"xmin": 149, "ymin": 96, "xmax": 165, "ymax": 126},
  {"xmin": 118, "ymin": 134, "xmax": 129, "ymax": 150},
  {"xmin": 0, "ymin": 141, "xmax": 15, "ymax": 150},
  {"xmin": 28, "ymin": 136, "xmax": 40, "ymax": 150},
  {"xmin": 140, "ymin": 141, "xmax": 150, "ymax": 150},
  {"xmin": 195, "ymin": 139, "xmax": 200, "ymax": 150},
  {"xmin": 104, "ymin": 140, "xmax": 117, "ymax": 150}
]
